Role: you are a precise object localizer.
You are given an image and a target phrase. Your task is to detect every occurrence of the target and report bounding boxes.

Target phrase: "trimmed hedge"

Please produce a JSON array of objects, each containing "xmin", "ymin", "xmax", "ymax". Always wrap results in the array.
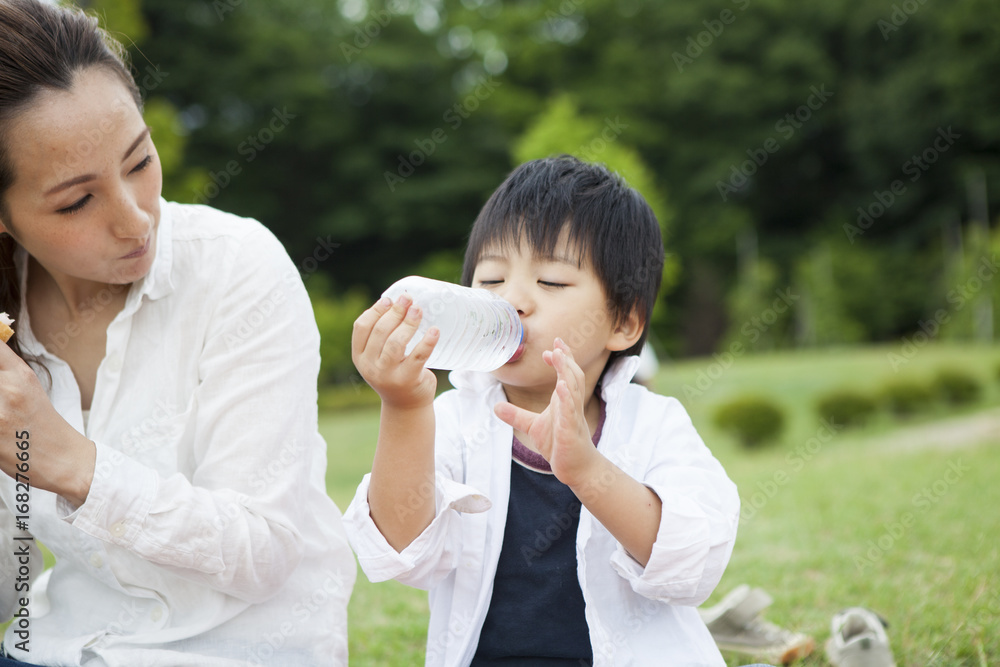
[
  {"xmin": 816, "ymin": 390, "xmax": 877, "ymax": 428},
  {"xmin": 932, "ymin": 369, "xmax": 981, "ymax": 405},
  {"xmin": 713, "ymin": 396, "xmax": 786, "ymax": 448},
  {"xmin": 880, "ymin": 380, "xmax": 933, "ymax": 417}
]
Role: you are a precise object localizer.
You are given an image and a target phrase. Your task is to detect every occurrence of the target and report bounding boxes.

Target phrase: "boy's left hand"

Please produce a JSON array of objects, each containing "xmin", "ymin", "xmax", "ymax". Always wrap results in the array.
[{"xmin": 493, "ymin": 338, "xmax": 600, "ymax": 488}]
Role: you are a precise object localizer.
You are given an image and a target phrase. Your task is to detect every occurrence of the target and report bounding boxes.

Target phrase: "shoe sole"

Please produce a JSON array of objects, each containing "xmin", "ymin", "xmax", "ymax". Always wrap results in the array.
[
  {"xmin": 716, "ymin": 636, "xmax": 816, "ymax": 665},
  {"xmin": 778, "ymin": 637, "xmax": 816, "ymax": 665}
]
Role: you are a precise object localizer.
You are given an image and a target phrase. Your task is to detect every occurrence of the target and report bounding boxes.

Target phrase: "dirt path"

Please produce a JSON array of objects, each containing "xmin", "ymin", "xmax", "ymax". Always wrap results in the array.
[{"xmin": 870, "ymin": 406, "xmax": 1000, "ymax": 452}]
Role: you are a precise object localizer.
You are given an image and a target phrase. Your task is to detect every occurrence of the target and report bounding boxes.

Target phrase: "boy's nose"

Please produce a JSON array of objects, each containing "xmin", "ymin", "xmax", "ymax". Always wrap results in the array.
[{"xmin": 499, "ymin": 282, "xmax": 532, "ymax": 316}]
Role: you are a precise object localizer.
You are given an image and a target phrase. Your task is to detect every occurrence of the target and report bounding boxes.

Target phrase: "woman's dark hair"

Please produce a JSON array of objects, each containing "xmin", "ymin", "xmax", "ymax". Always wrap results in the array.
[
  {"xmin": 0, "ymin": 0, "xmax": 140, "ymax": 363},
  {"xmin": 461, "ymin": 155, "xmax": 665, "ymax": 362}
]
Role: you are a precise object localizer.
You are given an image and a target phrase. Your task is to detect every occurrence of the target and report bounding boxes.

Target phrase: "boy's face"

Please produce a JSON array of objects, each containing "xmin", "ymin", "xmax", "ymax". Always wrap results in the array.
[{"xmin": 471, "ymin": 231, "xmax": 636, "ymax": 398}]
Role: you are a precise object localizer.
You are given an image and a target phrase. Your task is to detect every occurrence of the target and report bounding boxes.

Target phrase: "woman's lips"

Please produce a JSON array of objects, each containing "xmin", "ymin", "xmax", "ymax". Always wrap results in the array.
[{"xmin": 120, "ymin": 236, "xmax": 150, "ymax": 259}]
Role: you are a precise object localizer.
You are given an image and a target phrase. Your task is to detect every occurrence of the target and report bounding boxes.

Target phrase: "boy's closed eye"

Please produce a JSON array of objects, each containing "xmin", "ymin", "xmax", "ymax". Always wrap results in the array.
[{"xmin": 477, "ymin": 279, "xmax": 569, "ymax": 288}]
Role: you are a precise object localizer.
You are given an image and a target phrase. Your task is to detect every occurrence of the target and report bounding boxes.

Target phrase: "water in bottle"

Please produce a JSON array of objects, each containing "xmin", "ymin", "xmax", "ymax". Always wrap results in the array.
[{"xmin": 381, "ymin": 276, "xmax": 523, "ymax": 372}]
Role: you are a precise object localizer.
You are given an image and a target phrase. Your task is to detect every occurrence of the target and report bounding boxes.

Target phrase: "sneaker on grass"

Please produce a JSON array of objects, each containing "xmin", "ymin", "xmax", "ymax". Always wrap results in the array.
[
  {"xmin": 700, "ymin": 584, "xmax": 815, "ymax": 665},
  {"xmin": 825, "ymin": 607, "xmax": 896, "ymax": 667}
]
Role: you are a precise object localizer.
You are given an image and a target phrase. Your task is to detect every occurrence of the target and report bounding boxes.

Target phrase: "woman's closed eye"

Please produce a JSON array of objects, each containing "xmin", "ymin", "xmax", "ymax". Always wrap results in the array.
[
  {"xmin": 478, "ymin": 279, "xmax": 503, "ymax": 286},
  {"xmin": 58, "ymin": 194, "xmax": 92, "ymax": 215},
  {"xmin": 539, "ymin": 280, "xmax": 568, "ymax": 288},
  {"xmin": 130, "ymin": 154, "xmax": 153, "ymax": 174},
  {"xmin": 56, "ymin": 155, "xmax": 154, "ymax": 216}
]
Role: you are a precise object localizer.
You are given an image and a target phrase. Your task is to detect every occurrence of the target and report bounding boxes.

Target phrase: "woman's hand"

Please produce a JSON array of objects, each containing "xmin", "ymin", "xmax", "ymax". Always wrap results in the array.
[
  {"xmin": 351, "ymin": 295, "xmax": 439, "ymax": 410},
  {"xmin": 0, "ymin": 341, "xmax": 95, "ymax": 507}
]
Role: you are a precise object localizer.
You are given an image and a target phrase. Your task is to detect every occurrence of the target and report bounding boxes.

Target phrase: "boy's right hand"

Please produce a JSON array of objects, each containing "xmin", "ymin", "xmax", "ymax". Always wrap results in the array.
[{"xmin": 352, "ymin": 295, "xmax": 439, "ymax": 410}]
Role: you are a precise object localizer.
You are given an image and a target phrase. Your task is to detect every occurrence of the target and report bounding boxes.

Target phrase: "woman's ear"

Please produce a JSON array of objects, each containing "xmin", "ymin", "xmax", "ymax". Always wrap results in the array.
[{"xmin": 607, "ymin": 309, "xmax": 644, "ymax": 353}]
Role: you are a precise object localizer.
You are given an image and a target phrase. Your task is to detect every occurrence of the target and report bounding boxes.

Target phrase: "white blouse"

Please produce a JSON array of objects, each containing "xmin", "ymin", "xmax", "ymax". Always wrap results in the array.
[{"xmin": 0, "ymin": 201, "xmax": 355, "ymax": 666}]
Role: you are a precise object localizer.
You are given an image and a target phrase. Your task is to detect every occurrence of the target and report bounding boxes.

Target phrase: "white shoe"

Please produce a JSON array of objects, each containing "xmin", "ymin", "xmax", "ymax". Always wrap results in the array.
[
  {"xmin": 826, "ymin": 607, "xmax": 897, "ymax": 667},
  {"xmin": 700, "ymin": 585, "xmax": 815, "ymax": 665}
]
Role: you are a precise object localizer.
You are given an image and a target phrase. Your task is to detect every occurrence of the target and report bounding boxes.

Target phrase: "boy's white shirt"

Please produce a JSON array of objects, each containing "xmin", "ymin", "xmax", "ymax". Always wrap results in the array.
[{"xmin": 345, "ymin": 356, "xmax": 741, "ymax": 667}]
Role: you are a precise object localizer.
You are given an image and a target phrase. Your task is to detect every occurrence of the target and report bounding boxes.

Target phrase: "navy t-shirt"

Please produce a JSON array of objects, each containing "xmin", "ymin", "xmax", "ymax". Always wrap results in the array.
[{"xmin": 471, "ymin": 402, "xmax": 606, "ymax": 666}]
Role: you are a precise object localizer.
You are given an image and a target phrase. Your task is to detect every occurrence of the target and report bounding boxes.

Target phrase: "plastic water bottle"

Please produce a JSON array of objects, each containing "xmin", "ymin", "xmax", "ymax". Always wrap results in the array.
[{"xmin": 381, "ymin": 276, "xmax": 523, "ymax": 372}]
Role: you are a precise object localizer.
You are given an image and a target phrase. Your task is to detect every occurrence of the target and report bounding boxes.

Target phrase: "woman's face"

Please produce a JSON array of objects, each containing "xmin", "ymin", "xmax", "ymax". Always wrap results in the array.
[{"xmin": 0, "ymin": 66, "xmax": 162, "ymax": 288}]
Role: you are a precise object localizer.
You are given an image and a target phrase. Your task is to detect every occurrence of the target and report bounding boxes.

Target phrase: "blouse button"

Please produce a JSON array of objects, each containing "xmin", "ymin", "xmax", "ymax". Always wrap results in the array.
[
  {"xmin": 110, "ymin": 522, "xmax": 126, "ymax": 538},
  {"xmin": 89, "ymin": 552, "xmax": 104, "ymax": 569},
  {"xmin": 106, "ymin": 355, "xmax": 123, "ymax": 373}
]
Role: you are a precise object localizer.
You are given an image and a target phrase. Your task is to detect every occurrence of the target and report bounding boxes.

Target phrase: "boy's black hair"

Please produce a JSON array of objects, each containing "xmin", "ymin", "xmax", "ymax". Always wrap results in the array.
[{"xmin": 461, "ymin": 155, "xmax": 664, "ymax": 361}]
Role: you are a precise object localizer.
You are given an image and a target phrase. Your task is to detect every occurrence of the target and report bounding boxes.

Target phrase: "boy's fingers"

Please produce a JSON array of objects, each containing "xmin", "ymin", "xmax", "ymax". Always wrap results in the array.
[
  {"xmin": 383, "ymin": 303, "xmax": 424, "ymax": 362},
  {"xmin": 365, "ymin": 295, "xmax": 413, "ymax": 358},
  {"xmin": 494, "ymin": 401, "xmax": 537, "ymax": 434},
  {"xmin": 404, "ymin": 326, "xmax": 439, "ymax": 369},
  {"xmin": 552, "ymin": 346, "xmax": 583, "ymax": 400},
  {"xmin": 351, "ymin": 296, "xmax": 392, "ymax": 356}
]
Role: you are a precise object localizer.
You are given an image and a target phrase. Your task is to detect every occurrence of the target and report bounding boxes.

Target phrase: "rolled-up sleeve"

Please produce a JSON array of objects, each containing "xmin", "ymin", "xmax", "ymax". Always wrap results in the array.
[
  {"xmin": 608, "ymin": 397, "xmax": 740, "ymax": 606},
  {"xmin": 344, "ymin": 472, "xmax": 491, "ymax": 589}
]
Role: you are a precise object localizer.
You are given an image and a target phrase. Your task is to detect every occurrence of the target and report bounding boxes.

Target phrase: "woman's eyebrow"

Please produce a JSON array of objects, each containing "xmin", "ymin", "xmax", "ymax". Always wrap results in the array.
[
  {"xmin": 45, "ymin": 127, "xmax": 151, "ymax": 197},
  {"xmin": 123, "ymin": 126, "xmax": 151, "ymax": 160}
]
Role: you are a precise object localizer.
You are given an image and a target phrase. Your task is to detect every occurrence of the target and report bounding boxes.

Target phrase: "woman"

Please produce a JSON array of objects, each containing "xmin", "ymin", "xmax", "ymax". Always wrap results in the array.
[{"xmin": 0, "ymin": 1, "xmax": 355, "ymax": 664}]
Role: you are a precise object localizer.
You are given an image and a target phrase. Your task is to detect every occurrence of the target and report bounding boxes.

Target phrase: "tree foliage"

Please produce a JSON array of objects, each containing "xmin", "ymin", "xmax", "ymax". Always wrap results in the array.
[{"xmin": 127, "ymin": 0, "xmax": 999, "ymax": 359}]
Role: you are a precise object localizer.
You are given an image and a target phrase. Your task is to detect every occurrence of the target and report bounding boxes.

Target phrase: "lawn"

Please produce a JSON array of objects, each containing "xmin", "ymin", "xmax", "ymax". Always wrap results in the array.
[{"xmin": 325, "ymin": 342, "xmax": 1000, "ymax": 666}]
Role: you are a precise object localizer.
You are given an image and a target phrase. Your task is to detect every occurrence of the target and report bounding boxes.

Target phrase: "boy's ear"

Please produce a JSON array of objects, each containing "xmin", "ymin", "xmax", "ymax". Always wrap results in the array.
[{"xmin": 606, "ymin": 308, "xmax": 644, "ymax": 353}]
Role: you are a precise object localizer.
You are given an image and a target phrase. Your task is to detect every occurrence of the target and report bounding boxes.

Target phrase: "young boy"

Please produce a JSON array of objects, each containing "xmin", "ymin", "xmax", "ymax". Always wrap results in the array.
[{"xmin": 345, "ymin": 156, "xmax": 740, "ymax": 666}]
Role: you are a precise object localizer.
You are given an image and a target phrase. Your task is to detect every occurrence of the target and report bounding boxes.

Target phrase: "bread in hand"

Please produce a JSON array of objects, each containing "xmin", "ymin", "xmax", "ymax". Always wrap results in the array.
[{"xmin": 0, "ymin": 311, "xmax": 14, "ymax": 343}]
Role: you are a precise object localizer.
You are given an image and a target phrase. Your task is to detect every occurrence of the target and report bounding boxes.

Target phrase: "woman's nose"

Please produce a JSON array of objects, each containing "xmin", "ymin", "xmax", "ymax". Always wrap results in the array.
[{"xmin": 111, "ymin": 195, "xmax": 149, "ymax": 238}]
